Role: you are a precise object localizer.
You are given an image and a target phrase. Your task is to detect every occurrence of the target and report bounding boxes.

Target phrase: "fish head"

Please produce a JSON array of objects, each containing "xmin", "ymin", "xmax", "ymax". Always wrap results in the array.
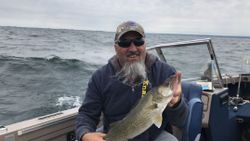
[{"xmin": 153, "ymin": 74, "xmax": 177, "ymax": 104}]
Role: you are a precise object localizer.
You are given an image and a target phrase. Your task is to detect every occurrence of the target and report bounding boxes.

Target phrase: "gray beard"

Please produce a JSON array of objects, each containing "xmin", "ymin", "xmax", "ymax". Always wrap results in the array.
[{"xmin": 116, "ymin": 61, "xmax": 147, "ymax": 85}]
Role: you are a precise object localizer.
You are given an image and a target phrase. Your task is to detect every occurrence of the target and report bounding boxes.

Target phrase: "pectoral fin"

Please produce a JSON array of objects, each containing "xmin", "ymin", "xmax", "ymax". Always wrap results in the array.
[{"xmin": 152, "ymin": 112, "xmax": 163, "ymax": 128}]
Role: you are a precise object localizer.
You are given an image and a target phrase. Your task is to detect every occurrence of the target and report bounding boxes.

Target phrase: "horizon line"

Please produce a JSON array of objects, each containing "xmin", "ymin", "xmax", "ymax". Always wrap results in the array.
[{"xmin": 1, "ymin": 25, "xmax": 250, "ymax": 38}]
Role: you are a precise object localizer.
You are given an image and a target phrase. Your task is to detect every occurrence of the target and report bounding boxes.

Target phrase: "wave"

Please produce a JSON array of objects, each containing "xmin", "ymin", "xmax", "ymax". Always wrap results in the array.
[
  {"xmin": 56, "ymin": 96, "xmax": 81, "ymax": 108},
  {"xmin": 0, "ymin": 54, "xmax": 96, "ymax": 125},
  {"xmin": 0, "ymin": 54, "xmax": 81, "ymax": 62},
  {"xmin": 0, "ymin": 55, "xmax": 100, "ymax": 70}
]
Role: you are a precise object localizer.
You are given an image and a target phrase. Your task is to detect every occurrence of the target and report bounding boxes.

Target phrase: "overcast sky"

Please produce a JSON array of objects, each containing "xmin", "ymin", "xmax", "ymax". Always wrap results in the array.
[{"xmin": 0, "ymin": 0, "xmax": 250, "ymax": 36}]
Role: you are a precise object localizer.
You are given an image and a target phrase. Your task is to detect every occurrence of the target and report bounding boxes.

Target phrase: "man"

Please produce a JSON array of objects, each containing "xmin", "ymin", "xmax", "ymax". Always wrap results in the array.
[{"xmin": 75, "ymin": 21, "xmax": 188, "ymax": 141}]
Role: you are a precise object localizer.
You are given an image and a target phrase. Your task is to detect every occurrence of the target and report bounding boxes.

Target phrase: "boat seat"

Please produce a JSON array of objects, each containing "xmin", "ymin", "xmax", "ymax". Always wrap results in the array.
[{"xmin": 176, "ymin": 81, "xmax": 203, "ymax": 141}]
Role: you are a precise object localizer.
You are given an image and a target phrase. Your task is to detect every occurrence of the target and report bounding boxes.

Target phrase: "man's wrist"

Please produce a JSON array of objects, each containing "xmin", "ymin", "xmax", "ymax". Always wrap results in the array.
[
  {"xmin": 169, "ymin": 96, "xmax": 181, "ymax": 108},
  {"xmin": 81, "ymin": 131, "xmax": 90, "ymax": 141}
]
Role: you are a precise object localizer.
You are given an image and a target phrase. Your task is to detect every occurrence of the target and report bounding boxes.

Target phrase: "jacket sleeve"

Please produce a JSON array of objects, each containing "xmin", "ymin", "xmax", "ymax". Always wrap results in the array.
[
  {"xmin": 165, "ymin": 95, "xmax": 189, "ymax": 128},
  {"xmin": 75, "ymin": 71, "xmax": 103, "ymax": 141}
]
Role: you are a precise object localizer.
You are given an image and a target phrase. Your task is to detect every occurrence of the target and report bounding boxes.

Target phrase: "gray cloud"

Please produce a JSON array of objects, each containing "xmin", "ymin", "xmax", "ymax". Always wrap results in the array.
[{"xmin": 0, "ymin": 0, "xmax": 249, "ymax": 36}]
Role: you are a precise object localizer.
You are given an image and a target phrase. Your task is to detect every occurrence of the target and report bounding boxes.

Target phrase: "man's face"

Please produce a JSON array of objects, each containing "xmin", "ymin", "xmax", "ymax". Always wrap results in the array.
[{"xmin": 114, "ymin": 31, "xmax": 146, "ymax": 66}]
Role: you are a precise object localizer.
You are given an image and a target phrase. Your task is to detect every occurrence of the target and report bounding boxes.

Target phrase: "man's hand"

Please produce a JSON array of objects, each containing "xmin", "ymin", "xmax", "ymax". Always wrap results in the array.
[
  {"xmin": 82, "ymin": 132, "xmax": 106, "ymax": 141},
  {"xmin": 169, "ymin": 71, "xmax": 182, "ymax": 108}
]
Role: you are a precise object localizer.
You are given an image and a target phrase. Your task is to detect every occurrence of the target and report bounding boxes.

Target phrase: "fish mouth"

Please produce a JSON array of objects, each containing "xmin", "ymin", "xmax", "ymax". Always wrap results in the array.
[{"xmin": 162, "ymin": 74, "xmax": 177, "ymax": 88}]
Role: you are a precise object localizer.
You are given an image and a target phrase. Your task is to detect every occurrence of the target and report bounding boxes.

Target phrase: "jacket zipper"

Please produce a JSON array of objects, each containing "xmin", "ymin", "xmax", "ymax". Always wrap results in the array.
[{"xmin": 131, "ymin": 85, "xmax": 135, "ymax": 92}]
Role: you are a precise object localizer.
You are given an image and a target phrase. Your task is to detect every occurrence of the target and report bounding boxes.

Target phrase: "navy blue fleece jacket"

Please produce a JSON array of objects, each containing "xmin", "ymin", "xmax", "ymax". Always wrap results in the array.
[{"xmin": 75, "ymin": 53, "xmax": 188, "ymax": 141}]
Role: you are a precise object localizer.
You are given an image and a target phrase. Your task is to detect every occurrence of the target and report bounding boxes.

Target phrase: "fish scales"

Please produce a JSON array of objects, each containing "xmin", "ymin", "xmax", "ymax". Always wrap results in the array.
[{"xmin": 104, "ymin": 75, "xmax": 176, "ymax": 141}]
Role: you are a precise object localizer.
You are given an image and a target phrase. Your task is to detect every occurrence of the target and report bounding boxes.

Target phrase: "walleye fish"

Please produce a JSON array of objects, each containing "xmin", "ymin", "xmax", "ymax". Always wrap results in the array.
[{"xmin": 104, "ymin": 75, "xmax": 176, "ymax": 141}]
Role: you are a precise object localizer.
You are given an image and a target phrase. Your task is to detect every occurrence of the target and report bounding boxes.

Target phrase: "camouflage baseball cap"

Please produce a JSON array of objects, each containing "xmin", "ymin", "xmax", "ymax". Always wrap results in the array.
[{"xmin": 114, "ymin": 21, "xmax": 145, "ymax": 41}]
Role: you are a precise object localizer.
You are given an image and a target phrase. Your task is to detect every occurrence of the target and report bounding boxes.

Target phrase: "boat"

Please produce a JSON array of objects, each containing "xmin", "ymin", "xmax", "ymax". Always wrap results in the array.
[{"xmin": 0, "ymin": 38, "xmax": 249, "ymax": 141}]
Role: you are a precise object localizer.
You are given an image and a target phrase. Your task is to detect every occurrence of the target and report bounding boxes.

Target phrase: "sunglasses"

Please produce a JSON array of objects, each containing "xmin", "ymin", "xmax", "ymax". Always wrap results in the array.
[{"xmin": 116, "ymin": 38, "xmax": 145, "ymax": 48}]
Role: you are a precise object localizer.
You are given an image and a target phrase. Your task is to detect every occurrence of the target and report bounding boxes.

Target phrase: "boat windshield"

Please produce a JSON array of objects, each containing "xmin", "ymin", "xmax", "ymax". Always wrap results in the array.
[{"xmin": 147, "ymin": 38, "xmax": 223, "ymax": 86}]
